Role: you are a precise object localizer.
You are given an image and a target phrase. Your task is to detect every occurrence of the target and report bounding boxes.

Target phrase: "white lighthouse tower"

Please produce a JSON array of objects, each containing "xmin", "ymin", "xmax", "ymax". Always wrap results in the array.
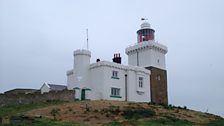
[{"xmin": 125, "ymin": 21, "xmax": 168, "ymax": 104}]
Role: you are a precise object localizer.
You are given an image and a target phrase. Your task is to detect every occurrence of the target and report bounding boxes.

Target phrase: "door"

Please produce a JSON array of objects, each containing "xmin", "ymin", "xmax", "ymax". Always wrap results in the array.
[{"xmin": 81, "ymin": 89, "xmax": 85, "ymax": 100}]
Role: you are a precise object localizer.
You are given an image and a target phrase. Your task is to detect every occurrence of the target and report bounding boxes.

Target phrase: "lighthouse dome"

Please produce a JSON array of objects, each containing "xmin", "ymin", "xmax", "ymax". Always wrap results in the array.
[{"xmin": 141, "ymin": 22, "xmax": 151, "ymax": 29}]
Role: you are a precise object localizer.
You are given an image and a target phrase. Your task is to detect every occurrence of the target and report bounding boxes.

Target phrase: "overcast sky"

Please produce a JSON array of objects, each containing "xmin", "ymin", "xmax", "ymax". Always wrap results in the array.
[{"xmin": 0, "ymin": 0, "xmax": 224, "ymax": 117}]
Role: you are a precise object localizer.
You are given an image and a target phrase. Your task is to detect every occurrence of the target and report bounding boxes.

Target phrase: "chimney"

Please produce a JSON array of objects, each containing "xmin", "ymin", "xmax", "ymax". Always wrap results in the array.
[
  {"xmin": 112, "ymin": 53, "xmax": 122, "ymax": 64},
  {"xmin": 96, "ymin": 58, "xmax": 100, "ymax": 62}
]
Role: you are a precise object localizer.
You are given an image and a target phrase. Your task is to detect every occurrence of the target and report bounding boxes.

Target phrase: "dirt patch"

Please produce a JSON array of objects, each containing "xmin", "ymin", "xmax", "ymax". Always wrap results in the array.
[{"xmin": 25, "ymin": 100, "xmax": 220, "ymax": 124}]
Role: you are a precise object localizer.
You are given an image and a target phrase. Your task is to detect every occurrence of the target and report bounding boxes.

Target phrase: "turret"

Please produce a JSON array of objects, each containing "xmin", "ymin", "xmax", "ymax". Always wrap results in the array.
[{"xmin": 72, "ymin": 49, "xmax": 91, "ymax": 89}]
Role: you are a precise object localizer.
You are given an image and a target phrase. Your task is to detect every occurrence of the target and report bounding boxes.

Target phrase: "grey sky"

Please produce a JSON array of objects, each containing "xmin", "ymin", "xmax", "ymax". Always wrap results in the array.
[{"xmin": 0, "ymin": 0, "xmax": 224, "ymax": 117}]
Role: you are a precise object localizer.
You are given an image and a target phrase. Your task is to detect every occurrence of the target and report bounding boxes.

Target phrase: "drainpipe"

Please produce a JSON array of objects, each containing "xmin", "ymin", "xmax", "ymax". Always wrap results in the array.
[{"xmin": 125, "ymin": 74, "xmax": 128, "ymax": 101}]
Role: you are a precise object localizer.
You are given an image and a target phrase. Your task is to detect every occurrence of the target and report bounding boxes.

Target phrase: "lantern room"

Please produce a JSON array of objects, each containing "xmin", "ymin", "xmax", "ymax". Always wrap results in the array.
[{"xmin": 137, "ymin": 22, "xmax": 155, "ymax": 43}]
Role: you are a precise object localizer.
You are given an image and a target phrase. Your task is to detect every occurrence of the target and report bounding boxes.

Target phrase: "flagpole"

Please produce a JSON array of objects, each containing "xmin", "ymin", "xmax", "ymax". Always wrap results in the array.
[{"xmin": 86, "ymin": 29, "xmax": 89, "ymax": 50}]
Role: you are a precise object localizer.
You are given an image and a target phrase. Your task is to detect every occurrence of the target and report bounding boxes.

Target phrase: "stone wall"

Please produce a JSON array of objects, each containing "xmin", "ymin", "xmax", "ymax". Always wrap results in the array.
[
  {"xmin": 0, "ymin": 90, "xmax": 75, "ymax": 107},
  {"xmin": 145, "ymin": 66, "xmax": 168, "ymax": 105}
]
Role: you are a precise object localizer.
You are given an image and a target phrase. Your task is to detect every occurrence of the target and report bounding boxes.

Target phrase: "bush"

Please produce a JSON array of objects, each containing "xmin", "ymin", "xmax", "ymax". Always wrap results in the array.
[
  {"xmin": 122, "ymin": 108, "xmax": 155, "ymax": 120},
  {"xmin": 165, "ymin": 115, "xmax": 179, "ymax": 122},
  {"xmin": 50, "ymin": 108, "xmax": 60, "ymax": 120},
  {"xmin": 85, "ymin": 104, "xmax": 90, "ymax": 112},
  {"xmin": 108, "ymin": 106, "xmax": 120, "ymax": 115}
]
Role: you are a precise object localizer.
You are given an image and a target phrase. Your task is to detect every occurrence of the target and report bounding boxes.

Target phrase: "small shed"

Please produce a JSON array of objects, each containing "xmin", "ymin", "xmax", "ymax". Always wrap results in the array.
[{"xmin": 40, "ymin": 83, "xmax": 67, "ymax": 94}]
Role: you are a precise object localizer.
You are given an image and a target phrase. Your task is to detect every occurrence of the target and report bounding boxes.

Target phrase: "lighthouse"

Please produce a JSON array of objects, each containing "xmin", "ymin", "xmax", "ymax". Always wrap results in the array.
[
  {"xmin": 66, "ymin": 20, "xmax": 168, "ymax": 104},
  {"xmin": 125, "ymin": 21, "xmax": 168, "ymax": 105}
]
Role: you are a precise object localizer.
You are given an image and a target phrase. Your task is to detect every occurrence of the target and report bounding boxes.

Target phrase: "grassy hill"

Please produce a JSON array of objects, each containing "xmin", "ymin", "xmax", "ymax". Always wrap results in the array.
[{"xmin": 0, "ymin": 100, "xmax": 223, "ymax": 126}]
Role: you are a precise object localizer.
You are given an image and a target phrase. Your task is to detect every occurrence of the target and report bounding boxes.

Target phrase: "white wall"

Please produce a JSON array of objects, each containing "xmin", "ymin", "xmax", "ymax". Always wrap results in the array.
[
  {"xmin": 67, "ymin": 70, "xmax": 75, "ymax": 90},
  {"xmin": 138, "ymin": 49, "xmax": 166, "ymax": 69},
  {"xmin": 90, "ymin": 61, "xmax": 151, "ymax": 102},
  {"xmin": 127, "ymin": 70, "xmax": 150, "ymax": 102},
  {"xmin": 67, "ymin": 49, "xmax": 91, "ymax": 90},
  {"xmin": 66, "ymin": 49, "xmax": 151, "ymax": 102},
  {"xmin": 89, "ymin": 66, "xmax": 105, "ymax": 100},
  {"xmin": 102, "ymin": 66, "xmax": 126, "ymax": 101},
  {"xmin": 126, "ymin": 41, "xmax": 167, "ymax": 70},
  {"xmin": 40, "ymin": 83, "xmax": 50, "ymax": 94},
  {"xmin": 128, "ymin": 53, "xmax": 137, "ymax": 66},
  {"xmin": 73, "ymin": 50, "xmax": 91, "ymax": 89}
]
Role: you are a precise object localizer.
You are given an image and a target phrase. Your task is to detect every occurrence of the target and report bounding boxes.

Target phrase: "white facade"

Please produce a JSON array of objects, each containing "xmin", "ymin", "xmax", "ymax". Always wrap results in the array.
[
  {"xmin": 67, "ymin": 50, "xmax": 91, "ymax": 90},
  {"xmin": 66, "ymin": 50, "xmax": 151, "ymax": 102},
  {"xmin": 89, "ymin": 61, "xmax": 150, "ymax": 102},
  {"xmin": 125, "ymin": 40, "xmax": 168, "ymax": 70},
  {"xmin": 40, "ymin": 83, "xmax": 50, "ymax": 94}
]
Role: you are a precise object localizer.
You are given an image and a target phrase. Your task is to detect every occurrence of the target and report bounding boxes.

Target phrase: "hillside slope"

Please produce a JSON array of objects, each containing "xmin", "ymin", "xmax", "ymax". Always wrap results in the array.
[{"xmin": 24, "ymin": 100, "xmax": 222, "ymax": 125}]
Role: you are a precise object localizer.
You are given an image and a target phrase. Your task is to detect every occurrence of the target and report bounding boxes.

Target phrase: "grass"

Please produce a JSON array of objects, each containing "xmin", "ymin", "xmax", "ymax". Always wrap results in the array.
[
  {"xmin": 205, "ymin": 119, "xmax": 224, "ymax": 126},
  {"xmin": 0, "ymin": 100, "xmax": 66, "ymax": 117},
  {"xmin": 1, "ymin": 118, "xmax": 224, "ymax": 126},
  {"xmin": 137, "ymin": 119, "xmax": 201, "ymax": 126},
  {"xmin": 0, "ymin": 118, "xmax": 91, "ymax": 126},
  {"xmin": 0, "ymin": 101, "xmax": 223, "ymax": 126},
  {"xmin": 122, "ymin": 107, "xmax": 155, "ymax": 119}
]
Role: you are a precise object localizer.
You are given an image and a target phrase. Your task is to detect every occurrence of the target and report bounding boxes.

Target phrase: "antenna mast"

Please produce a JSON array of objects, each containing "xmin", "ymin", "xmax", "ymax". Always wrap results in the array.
[{"xmin": 86, "ymin": 29, "xmax": 89, "ymax": 50}]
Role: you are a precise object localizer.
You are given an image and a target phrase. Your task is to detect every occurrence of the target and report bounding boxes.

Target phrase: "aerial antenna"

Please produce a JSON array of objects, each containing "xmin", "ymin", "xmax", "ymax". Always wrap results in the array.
[{"xmin": 86, "ymin": 29, "xmax": 89, "ymax": 50}]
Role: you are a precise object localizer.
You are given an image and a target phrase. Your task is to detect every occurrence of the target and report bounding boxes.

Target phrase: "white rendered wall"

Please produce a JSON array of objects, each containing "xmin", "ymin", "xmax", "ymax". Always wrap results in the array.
[
  {"xmin": 138, "ymin": 49, "xmax": 166, "ymax": 69},
  {"xmin": 127, "ymin": 70, "xmax": 150, "ymax": 102},
  {"xmin": 72, "ymin": 49, "xmax": 91, "ymax": 90},
  {"xmin": 89, "ymin": 66, "xmax": 105, "ymax": 100},
  {"xmin": 128, "ymin": 53, "xmax": 137, "ymax": 66},
  {"xmin": 102, "ymin": 66, "xmax": 126, "ymax": 101},
  {"xmin": 89, "ymin": 61, "xmax": 151, "ymax": 102},
  {"xmin": 126, "ymin": 41, "xmax": 167, "ymax": 70},
  {"xmin": 67, "ymin": 70, "xmax": 75, "ymax": 90},
  {"xmin": 40, "ymin": 84, "xmax": 50, "ymax": 94}
]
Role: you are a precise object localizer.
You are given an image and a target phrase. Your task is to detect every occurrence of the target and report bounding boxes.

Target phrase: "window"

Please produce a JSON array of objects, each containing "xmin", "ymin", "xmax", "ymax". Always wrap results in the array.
[
  {"xmin": 157, "ymin": 59, "xmax": 160, "ymax": 63},
  {"xmin": 139, "ymin": 77, "xmax": 143, "ymax": 88},
  {"xmin": 111, "ymin": 88, "xmax": 120, "ymax": 96},
  {"xmin": 111, "ymin": 70, "xmax": 119, "ymax": 79},
  {"xmin": 157, "ymin": 75, "xmax": 161, "ymax": 81}
]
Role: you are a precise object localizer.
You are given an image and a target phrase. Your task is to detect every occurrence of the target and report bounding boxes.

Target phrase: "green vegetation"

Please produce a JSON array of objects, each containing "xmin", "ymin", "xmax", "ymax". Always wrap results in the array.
[
  {"xmin": 122, "ymin": 107, "xmax": 155, "ymax": 119},
  {"xmin": 205, "ymin": 119, "xmax": 224, "ymax": 126},
  {"xmin": 0, "ymin": 100, "xmax": 66, "ymax": 117},
  {"xmin": 100, "ymin": 105, "xmax": 155, "ymax": 120},
  {"xmin": 50, "ymin": 108, "xmax": 61, "ymax": 120},
  {"xmin": 0, "ymin": 101, "xmax": 223, "ymax": 126},
  {"xmin": 137, "ymin": 119, "xmax": 201, "ymax": 126},
  {"xmin": 1, "ymin": 118, "xmax": 224, "ymax": 126},
  {"xmin": 0, "ymin": 118, "xmax": 91, "ymax": 126},
  {"xmin": 101, "ymin": 122, "xmax": 122, "ymax": 126}
]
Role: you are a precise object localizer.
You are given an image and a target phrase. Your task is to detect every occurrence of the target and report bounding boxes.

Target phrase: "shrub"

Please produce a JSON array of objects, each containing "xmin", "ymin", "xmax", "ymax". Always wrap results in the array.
[
  {"xmin": 50, "ymin": 108, "xmax": 60, "ymax": 120},
  {"xmin": 122, "ymin": 108, "xmax": 155, "ymax": 120},
  {"xmin": 67, "ymin": 107, "xmax": 73, "ymax": 112},
  {"xmin": 108, "ymin": 106, "xmax": 120, "ymax": 115},
  {"xmin": 85, "ymin": 104, "xmax": 90, "ymax": 112},
  {"xmin": 93, "ymin": 109, "xmax": 99, "ymax": 113},
  {"xmin": 164, "ymin": 115, "xmax": 179, "ymax": 122}
]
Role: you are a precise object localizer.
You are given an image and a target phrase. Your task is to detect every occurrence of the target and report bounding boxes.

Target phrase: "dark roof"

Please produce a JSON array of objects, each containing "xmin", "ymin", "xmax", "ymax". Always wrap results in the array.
[
  {"xmin": 4, "ymin": 88, "xmax": 39, "ymax": 94},
  {"xmin": 48, "ymin": 84, "xmax": 67, "ymax": 91}
]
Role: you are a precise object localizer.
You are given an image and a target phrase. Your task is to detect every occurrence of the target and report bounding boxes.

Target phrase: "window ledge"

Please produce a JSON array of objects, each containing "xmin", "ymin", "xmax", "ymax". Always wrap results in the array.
[
  {"xmin": 110, "ymin": 95, "xmax": 122, "ymax": 98},
  {"xmin": 137, "ymin": 90, "xmax": 144, "ymax": 95},
  {"xmin": 111, "ymin": 76, "xmax": 120, "ymax": 79}
]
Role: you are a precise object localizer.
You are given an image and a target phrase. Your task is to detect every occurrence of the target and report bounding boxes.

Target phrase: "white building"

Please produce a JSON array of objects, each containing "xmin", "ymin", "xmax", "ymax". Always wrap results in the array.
[
  {"xmin": 67, "ymin": 21, "xmax": 168, "ymax": 104},
  {"xmin": 40, "ymin": 83, "xmax": 67, "ymax": 94}
]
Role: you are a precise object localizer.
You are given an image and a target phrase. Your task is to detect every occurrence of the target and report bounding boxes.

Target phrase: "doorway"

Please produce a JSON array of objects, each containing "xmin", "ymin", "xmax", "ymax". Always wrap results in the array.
[{"xmin": 81, "ymin": 89, "xmax": 85, "ymax": 100}]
